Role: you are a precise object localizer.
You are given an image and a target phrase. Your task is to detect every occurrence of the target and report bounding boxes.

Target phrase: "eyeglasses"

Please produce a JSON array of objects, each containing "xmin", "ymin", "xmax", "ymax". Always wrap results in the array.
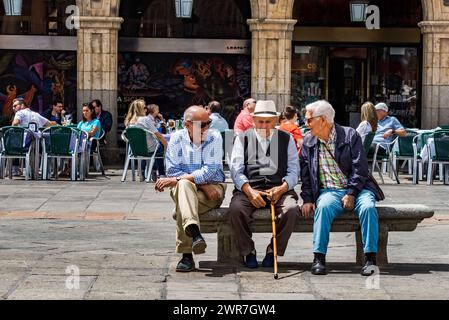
[
  {"xmin": 256, "ymin": 120, "xmax": 273, "ymax": 124},
  {"xmin": 305, "ymin": 115, "xmax": 322, "ymax": 125},
  {"xmin": 187, "ymin": 120, "xmax": 212, "ymax": 128}
]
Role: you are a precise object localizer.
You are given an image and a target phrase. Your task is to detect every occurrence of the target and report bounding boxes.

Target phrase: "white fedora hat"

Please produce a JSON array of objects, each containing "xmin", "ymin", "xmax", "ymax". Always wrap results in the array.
[{"xmin": 252, "ymin": 100, "xmax": 280, "ymax": 117}]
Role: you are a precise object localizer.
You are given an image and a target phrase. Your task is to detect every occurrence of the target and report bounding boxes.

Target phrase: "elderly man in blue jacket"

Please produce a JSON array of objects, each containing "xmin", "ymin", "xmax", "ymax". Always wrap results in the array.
[{"xmin": 300, "ymin": 100, "xmax": 383, "ymax": 277}]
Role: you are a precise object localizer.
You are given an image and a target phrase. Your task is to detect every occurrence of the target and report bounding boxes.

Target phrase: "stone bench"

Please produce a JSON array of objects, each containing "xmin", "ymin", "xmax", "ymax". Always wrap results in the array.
[{"xmin": 199, "ymin": 204, "xmax": 434, "ymax": 266}]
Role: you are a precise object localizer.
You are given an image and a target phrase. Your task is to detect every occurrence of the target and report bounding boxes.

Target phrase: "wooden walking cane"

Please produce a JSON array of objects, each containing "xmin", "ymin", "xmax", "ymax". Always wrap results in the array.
[{"xmin": 270, "ymin": 200, "xmax": 279, "ymax": 280}]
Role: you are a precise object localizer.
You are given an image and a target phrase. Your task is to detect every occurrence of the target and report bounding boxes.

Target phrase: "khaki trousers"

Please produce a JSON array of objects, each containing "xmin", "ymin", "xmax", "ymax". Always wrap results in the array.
[
  {"xmin": 229, "ymin": 189, "xmax": 300, "ymax": 257},
  {"xmin": 170, "ymin": 180, "xmax": 227, "ymax": 253}
]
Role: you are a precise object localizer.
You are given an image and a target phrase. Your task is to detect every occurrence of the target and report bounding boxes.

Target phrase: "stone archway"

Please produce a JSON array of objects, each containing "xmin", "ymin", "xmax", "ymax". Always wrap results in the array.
[
  {"xmin": 247, "ymin": 0, "xmax": 296, "ymax": 110},
  {"xmin": 419, "ymin": 0, "xmax": 449, "ymax": 127},
  {"xmin": 83, "ymin": 0, "xmax": 449, "ymax": 127},
  {"xmin": 76, "ymin": 0, "xmax": 123, "ymax": 162},
  {"xmin": 248, "ymin": 0, "xmax": 449, "ymax": 126},
  {"xmin": 75, "ymin": 0, "xmax": 121, "ymax": 16}
]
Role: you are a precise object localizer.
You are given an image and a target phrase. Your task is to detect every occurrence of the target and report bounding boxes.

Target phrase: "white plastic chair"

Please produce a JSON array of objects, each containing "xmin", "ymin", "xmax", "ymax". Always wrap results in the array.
[{"xmin": 121, "ymin": 127, "xmax": 160, "ymax": 183}]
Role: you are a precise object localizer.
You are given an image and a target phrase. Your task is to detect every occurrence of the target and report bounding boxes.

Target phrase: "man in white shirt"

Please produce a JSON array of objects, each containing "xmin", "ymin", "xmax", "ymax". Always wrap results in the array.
[
  {"xmin": 10, "ymin": 101, "xmax": 55, "ymax": 177},
  {"xmin": 12, "ymin": 102, "xmax": 55, "ymax": 128},
  {"xmin": 229, "ymin": 100, "xmax": 301, "ymax": 269}
]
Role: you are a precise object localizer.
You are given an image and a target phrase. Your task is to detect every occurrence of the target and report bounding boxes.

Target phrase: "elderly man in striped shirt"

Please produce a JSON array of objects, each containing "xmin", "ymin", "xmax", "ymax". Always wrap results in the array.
[
  {"xmin": 300, "ymin": 100, "xmax": 383, "ymax": 277},
  {"xmin": 155, "ymin": 106, "xmax": 226, "ymax": 272}
]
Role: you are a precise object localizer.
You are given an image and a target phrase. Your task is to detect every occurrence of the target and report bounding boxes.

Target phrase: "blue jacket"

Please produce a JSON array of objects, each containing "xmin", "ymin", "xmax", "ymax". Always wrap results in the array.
[{"xmin": 300, "ymin": 124, "xmax": 383, "ymax": 203}]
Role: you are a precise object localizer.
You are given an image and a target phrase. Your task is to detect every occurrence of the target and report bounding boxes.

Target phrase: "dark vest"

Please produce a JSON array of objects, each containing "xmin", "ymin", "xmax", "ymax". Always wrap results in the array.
[{"xmin": 242, "ymin": 129, "xmax": 290, "ymax": 190}]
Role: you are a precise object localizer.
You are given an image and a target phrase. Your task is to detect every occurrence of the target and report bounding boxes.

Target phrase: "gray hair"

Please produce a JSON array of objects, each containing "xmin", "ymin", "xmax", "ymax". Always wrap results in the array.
[{"xmin": 305, "ymin": 100, "xmax": 335, "ymax": 124}]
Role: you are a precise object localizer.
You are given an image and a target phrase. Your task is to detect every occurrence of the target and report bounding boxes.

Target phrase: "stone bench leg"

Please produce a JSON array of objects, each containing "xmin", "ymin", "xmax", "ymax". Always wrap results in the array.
[
  {"xmin": 356, "ymin": 223, "xmax": 389, "ymax": 266},
  {"xmin": 216, "ymin": 223, "xmax": 241, "ymax": 263}
]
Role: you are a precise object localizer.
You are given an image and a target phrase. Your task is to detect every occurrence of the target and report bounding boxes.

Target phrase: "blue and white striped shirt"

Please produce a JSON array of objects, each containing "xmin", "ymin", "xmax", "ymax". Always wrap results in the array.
[{"xmin": 165, "ymin": 128, "xmax": 225, "ymax": 185}]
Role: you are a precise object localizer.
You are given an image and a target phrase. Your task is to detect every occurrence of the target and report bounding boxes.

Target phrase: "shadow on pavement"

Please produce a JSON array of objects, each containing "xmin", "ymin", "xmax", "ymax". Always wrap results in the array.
[{"xmin": 198, "ymin": 261, "xmax": 449, "ymax": 278}]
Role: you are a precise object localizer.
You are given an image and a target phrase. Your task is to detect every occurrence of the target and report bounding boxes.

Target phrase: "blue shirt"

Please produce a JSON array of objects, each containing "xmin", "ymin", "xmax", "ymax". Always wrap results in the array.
[
  {"xmin": 165, "ymin": 128, "xmax": 225, "ymax": 185},
  {"xmin": 209, "ymin": 113, "xmax": 229, "ymax": 132},
  {"xmin": 372, "ymin": 116, "xmax": 404, "ymax": 147},
  {"xmin": 230, "ymin": 129, "xmax": 300, "ymax": 191},
  {"xmin": 77, "ymin": 119, "xmax": 102, "ymax": 139}
]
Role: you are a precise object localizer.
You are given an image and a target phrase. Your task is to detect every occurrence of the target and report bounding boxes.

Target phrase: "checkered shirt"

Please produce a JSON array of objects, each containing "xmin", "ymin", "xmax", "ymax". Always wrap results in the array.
[
  {"xmin": 318, "ymin": 126, "xmax": 348, "ymax": 189},
  {"xmin": 165, "ymin": 128, "xmax": 225, "ymax": 185}
]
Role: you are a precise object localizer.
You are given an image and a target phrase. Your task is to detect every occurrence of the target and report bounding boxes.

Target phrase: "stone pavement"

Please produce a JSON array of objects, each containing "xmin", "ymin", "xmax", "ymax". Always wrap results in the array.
[{"xmin": 0, "ymin": 170, "xmax": 448, "ymax": 300}]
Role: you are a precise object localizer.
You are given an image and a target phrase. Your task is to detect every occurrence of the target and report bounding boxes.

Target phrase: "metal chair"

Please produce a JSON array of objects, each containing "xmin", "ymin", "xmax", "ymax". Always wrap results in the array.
[
  {"xmin": 121, "ymin": 127, "xmax": 160, "ymax": 183},
  {"xmin": 71, "ymin": 128, "xmax": 89, "ymax": 181},
  {"xmin": 221, "ymin": 129, "xmax": 235, "ymax": 166},
  {"xmin": 412, "ymin": 131, "xmax": 433, "ymax": 184},
  {"xmin": 392, "ymin": 129, "xmax": 418, "ymax": 181},
  {"xmin": 369, "ymin": 136, "xmax": 400, "ymax": 184},
  {"xmin": 0, "ymin": 126, "xmax": 34, "ymax": 180},
  {"xmin": 427, "ymin": 130, "xmax": 449, "ymax": 185},
  {"xmin": 86, "ymin": 129, "xmax": 105, "ymax": 176},
  {"xmin": 41, "ymin": 126, "xmax": 81, "ymax": 181}
]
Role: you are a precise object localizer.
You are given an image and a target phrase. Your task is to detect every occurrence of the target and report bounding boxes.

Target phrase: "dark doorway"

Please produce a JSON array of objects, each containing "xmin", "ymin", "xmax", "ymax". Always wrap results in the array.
[{"xmin": 328, "ymin": 48, "xmax": 367, "ymax": 127}]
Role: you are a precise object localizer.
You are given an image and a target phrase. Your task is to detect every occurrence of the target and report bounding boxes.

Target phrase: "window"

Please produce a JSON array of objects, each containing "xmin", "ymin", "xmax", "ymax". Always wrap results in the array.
[
  {"xmin": 369, "ymin": 47, "xmax": 420, "ymax": 128},
  {"xmin": 291, "ymin": 46, "xmax": 327, "ymax": 110},
  {"xmin": 119, "ymin": 0, "xmax": 250, "ymax": 39},
  {"xmin": 0, "ymin": 0, "xmax": 76, "ymax": 36}
]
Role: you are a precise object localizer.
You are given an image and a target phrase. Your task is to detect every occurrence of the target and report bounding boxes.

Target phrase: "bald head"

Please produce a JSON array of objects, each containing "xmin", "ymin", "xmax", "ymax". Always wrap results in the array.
[
  {"xmin": 183, "ymin": 105, "xmax": 211, "ymax": 144},
  {"xmin": 184, "ymin": 105, "xmax": 209, "ymax": 122},
  {"xmin": 243, "ymin": 98, "xmax": 256, "ymax": 113}
]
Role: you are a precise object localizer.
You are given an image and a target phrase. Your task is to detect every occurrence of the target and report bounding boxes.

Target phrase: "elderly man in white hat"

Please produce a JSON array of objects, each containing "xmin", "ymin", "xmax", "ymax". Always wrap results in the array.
[
  {"xmin": 229, "ymin": 100, "xmax": 301, "ymax": 269},
  {"xmin": 370, "ymin": 102, "xmax": 406, "ymax": 154}
]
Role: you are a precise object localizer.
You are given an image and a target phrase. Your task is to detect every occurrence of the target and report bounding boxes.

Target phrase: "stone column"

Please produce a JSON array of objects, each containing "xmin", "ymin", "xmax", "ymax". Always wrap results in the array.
[
  {"xmin": 248, "ymin": 19, "xmax": 296, "ymax": 111},
  {"xmin": 76, "ymin": 16, "xmax": 123, "ymax": 163},
  {"xmin": 419, "ymin": 21, "xmax": 449, "ymax": 128}
]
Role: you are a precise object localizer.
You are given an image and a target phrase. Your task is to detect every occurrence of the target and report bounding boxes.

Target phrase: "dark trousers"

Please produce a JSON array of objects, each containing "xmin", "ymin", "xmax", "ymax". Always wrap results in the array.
[{"xmin": 229, "ymin": 189, "xmax": 300, "ymax": 257}]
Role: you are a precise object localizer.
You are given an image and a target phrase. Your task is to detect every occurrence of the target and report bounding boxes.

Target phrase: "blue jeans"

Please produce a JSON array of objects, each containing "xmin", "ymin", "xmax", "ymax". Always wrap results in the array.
[{"xmin": 313, "ymin": 189, "xmax": 378, "ymax": 255}]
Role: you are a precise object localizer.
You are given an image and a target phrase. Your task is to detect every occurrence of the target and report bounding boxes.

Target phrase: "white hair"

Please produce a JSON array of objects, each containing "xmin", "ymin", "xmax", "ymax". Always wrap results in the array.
[{"xmin": 305, "ymin": 100, "xmax": 335, "ymax": 124}]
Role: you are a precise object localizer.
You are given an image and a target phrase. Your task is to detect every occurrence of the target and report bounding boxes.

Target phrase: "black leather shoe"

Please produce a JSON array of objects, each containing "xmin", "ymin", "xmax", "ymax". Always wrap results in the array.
[
  {"xmin": 361, "ymin": 252, "xmax": 377, "ymax": 276},
  {"xmin": 311, "ymin": 253, "xmax": 326, "ymax": 275},
  {"xmin": 245, "ymin": 252, "xmax": 258, "ymax": 269},
  {"xmin": 176, "ymin": 256, "xmax": 195, "ymax": 272},
  {"xmin": 192, "ymin": 234, "xmax": 207, "ymax": 255}
]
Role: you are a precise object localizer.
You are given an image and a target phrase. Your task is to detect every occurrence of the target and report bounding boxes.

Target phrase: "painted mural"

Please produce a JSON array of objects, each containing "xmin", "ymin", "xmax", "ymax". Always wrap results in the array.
[
  {"xmin": 117, "ymin": 53, "xmax": 251, "ymax": 127},
  {"xmin": 0, "ymin": 51, "xmax": 77, "ymax": 126}
]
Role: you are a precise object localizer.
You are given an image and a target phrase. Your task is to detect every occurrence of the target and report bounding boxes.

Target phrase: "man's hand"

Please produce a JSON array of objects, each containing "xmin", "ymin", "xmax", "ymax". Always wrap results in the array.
[
  {"xmin": 383, "ymin": 129, "xmax": 394, "ymax": 139},
  {"xmin": 156, "ymin": 113, "xmax": 165, "ymax": 122},
  {"xmin": 155, "ymin": 177, "xmax": 178, "ymax": 192},
  {"xmin": 198, "ymin": 184, "xmax": 221, "ymax": 201},
  {"xmin": 242, "ymin": 184, "xmax": 268, "ymax": 208},
  {"xmin": 265, "ymin": 183, "xmax": 288, "ymax": 204},
  {"xmin": 342, "ymin": 194, "xmax": 355, "ymax": 210},
  {"xmin": 301, "ymin": 203, "xmax": 315, "ymax": 219}
]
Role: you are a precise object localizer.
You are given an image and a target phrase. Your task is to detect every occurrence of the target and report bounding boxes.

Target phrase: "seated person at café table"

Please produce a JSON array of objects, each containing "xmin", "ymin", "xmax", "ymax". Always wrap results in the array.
[
  {"xmin": 43, "ymin": 99, "xmax": 64, "ymax": 125},
  {"xmin": 124, "ymin": 99, "xmax": 167, "ymax": 178},
  {"xmin": 369, "ymin": 102, "xmax": 406, "ymax": 155},
  {"xmin": 77, "ymin": 102, "xmax": 102, "ymax": 138},
  {"xmin": 13, "ymin": 100, "xmax": 56, "ymax": 129},
  {"xmin": 155, "ymin": 106, "xmax": 226, "ymax": 272}
]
